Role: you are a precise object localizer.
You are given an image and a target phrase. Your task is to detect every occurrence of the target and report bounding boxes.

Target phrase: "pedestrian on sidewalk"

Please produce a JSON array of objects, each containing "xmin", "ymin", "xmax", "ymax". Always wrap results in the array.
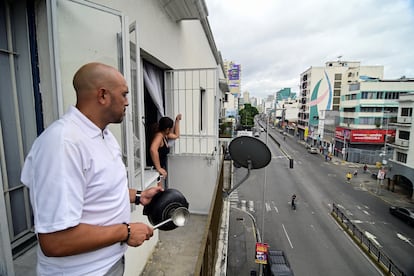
[
  {"xmin": 353, "ymin": 169, "xmax": 358, "ymax": 177},
  {"xmin": 363, "ymin": 164, "xmax": 368, "ymax": 173}
]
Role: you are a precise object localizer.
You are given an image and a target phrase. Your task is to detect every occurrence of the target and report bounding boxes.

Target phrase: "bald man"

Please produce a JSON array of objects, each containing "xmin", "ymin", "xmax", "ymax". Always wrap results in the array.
[{"xmin": 21, "ymin": 62, "xmax": 163, "ymax": 275}]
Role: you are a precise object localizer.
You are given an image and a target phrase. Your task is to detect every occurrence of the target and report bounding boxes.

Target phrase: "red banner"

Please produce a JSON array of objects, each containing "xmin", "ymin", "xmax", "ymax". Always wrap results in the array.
[
  {"xmin": 255, "ymin": 243, "xmax": 269, "ymax": 264},
  {"xmin": 335, "ymin": 127, "xmax": 395, "ymax": 144}
]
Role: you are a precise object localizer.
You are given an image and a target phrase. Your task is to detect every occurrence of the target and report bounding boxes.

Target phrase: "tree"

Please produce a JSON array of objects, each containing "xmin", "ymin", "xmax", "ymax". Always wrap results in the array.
[{"xmin": 238, "ymin": 103, "xmax": 259, "ymax": 130}]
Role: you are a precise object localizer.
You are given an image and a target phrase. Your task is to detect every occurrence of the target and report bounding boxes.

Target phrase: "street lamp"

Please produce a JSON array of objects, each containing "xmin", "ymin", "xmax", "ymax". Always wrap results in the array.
[{"xmin": 382, "ymin": 110, "xmax": 390, "ymax": 165}]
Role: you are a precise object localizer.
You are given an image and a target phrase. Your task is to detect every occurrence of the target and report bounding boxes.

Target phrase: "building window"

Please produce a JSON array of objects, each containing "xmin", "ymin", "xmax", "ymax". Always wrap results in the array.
[
  {"xmin": 376, "ymin": 92, "xmax": 383, "ymax": 99},
  {"xmin": 334, "ymin": 82, "xmax": 341, "ymax": 88},
  {"xmin": 349, "ymin": 83, "xmax": 360, "ymax": 91},
  {"xmin": 334, "ymin": 73, "xmax": 342, "ymax": 80},
  {"xmin": 333, "ymin": 98, "xmax": 340, "ymax": 105},
  {"xmin": 401, "ymin": 107, "xmax": 413, "ymax": 117},
  {"xmin": 334, "ymin": 89, "xmax": 341, "ymax": 96},
  {"xmin": 396, "ymin": 152, "xmax": 407, "ymax": 163},
  {"xmin": 398, "ymin": 130, "xmax": 410, "ymax": 140}
]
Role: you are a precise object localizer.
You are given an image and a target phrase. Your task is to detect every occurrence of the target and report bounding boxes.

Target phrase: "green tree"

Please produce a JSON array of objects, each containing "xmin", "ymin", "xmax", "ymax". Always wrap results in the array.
[{"xmin": 239, "ymin": 103, "xmax": 258, "ymax": 129}]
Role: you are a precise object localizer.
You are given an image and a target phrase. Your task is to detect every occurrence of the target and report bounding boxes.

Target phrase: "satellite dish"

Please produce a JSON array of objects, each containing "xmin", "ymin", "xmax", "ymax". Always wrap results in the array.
[
  {"xmin": 224, "ymin": 136, "xmax": 271, "ymax": 197},
  {"xmin": 229, "ymin": 136, "xmax": 271, "ymax": 169}
]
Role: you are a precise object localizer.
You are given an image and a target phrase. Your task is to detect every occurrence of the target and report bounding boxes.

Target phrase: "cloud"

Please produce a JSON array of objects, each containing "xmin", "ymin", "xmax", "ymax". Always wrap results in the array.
[{"xmin": 206, "ymin": 0, "xmax": 414, "ymax": 99}]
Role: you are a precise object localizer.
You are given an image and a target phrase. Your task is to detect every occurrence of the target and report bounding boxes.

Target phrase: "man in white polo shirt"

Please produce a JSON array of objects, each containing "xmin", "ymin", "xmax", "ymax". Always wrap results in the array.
[{"xmin": 21, "ymin": 62, "xmax": 163, "ymax": 275}]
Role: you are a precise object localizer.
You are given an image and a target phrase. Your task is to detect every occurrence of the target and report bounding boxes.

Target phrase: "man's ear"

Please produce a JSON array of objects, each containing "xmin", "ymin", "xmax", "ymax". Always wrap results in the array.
[{"xmin": 97, "ymin": 88, "xmax": 107, "ymax": 104}]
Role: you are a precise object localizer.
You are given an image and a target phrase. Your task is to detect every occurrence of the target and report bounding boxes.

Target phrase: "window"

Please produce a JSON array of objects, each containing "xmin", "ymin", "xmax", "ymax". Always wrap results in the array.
[
  {"xmin": 361, "ymin": 92, "xmax": 368, "ymax": 99},
  {"xmin": 398, "ymin": 130, "xmax": 410, "ymax": 140},
  {"xmin": 376, "ymin": 92, "xmax": 383, "ymax": 99},
  {"xmin": 334, "ymin": 73, "xmax": 342, "ymax": 80},
  {"xmin": 401, "ymin": 107, "xmax": 413, "ymax": 117},
  {"xmin": 333, "ymin": 98, "xmax": 340, "ymax": 105},
  {"xmin": 349, "ymin": 83, "xmax": 360, "ymax": 91},
  {"xmin": 334, "ymin": 89, "xmax": 341, "ymax": 96},
  {"xmin": 397, "ymin": 152, "xmax": 407, "ymax": 163},
  {"xmin": 334, "ymin": 82, "xmax": 341, "ymax": 88}
]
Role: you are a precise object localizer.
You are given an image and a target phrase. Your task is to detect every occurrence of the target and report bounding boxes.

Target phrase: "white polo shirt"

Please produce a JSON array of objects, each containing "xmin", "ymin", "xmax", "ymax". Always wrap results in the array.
[{"xmin": 21, "ymin": 106, "xmax": 130, "ymax": 275}]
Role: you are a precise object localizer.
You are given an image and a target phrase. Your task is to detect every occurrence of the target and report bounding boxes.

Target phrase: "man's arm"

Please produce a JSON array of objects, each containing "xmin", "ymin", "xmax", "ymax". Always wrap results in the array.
[{"xmin": 38, "ymin": 222, "xmax": 153, "ymax": 257}]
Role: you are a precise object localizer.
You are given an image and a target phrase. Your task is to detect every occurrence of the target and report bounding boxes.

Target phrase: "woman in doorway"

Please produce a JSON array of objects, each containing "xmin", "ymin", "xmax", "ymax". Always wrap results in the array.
[{"xmin": 150, "ymin": 114, "xmax": 182, "ymax": 186}]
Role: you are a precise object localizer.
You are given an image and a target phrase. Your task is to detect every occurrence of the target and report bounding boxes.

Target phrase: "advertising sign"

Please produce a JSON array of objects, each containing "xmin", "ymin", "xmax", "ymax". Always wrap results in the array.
[
  {"xmin": 228, "ymin": 64, "xmax": 240, "ymax": 80},
  {"xmin": 255, "ymin": 242, "xmax": 269, "ymax": 264},
  {"xmin": 335, "ymin": 127, "xmax": 395, "ymax": 144}
]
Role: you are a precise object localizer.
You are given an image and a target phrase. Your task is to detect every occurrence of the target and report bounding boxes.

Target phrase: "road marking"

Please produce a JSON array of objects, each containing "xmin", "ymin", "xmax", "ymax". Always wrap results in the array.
[
  {"xmin": 241, "ymin": 200, "xmax": 246, "ymax": 211},
  {"xmin": 265, "ymin": 202, "xmax": 271, "ymax": 212},
  {"xmin": 248, "ymin": 200, "xmax": 255, "ymax": 212},
  {"xmin": 365, "ymin": 231, "xmax": 382, "ymax": 248},
  {"xmin": 271, "ymin": 201, "xmax": 279, "ymax": 213},
  {"xmin": 397, "ymin": 233, "xmax": 413, "ymax": 247},
  {"xmin": 282, "ymin": 224, "xmax": 294, "ymax": 249},
  {"xmin": 362, "ymin": 210, "xmax": 370, "ymax": 216},
  {"xmin": 272, "ymin": 155, "xmax": 287, "ymax": 159}
]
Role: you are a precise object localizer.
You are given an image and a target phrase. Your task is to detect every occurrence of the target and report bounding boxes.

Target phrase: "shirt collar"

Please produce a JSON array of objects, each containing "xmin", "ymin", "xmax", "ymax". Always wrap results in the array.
[{"xmin": 66, "ymin": 106, "xmax": 108, "ymax": 138}]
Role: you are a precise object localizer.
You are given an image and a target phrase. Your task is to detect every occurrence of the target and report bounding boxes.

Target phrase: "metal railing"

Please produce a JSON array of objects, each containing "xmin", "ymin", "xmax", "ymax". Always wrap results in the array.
[
  {"xmin": 331, "ymin": 203, "xmax": 405, "ymax": 276},
  {"xmin": 194, "ymin": 156, "xmax": 227, "ymax": 275}
]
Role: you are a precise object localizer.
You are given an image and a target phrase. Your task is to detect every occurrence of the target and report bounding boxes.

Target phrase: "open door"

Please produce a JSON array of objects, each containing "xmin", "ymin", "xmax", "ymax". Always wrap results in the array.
[{"xmin": 48, "ymin": 0, "xmax": 136, "ymax": 187}]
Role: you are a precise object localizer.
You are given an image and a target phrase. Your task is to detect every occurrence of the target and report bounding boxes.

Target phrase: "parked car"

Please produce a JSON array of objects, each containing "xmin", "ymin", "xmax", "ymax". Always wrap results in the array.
[
  {"xmin": 254, "ymin": 132, "xmax": 260, "ymax": 137},
  {"xmin": 308, "ymin": 147, "xmax": 318, "ymax": 154},
  {"xmin": 389, "ymin": 206, "xmax": 414, "ymax": 225},
  {"xmin": 264, "ymin": 250, "xmax": 294, "ymax": 276}
]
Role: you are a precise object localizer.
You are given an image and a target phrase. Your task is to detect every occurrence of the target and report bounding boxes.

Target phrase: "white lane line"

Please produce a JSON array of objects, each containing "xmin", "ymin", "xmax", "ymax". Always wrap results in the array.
[
  {"xmin": 265, "ymin": 202, "xmax": 271, "ymax": 212},
  {"xmin": 282, "ymin": 224, "xmax": 294, "ymax": 249},
  {"xmin": 271, "ymin": 201, "xmax": 279, "ymax": 213}
]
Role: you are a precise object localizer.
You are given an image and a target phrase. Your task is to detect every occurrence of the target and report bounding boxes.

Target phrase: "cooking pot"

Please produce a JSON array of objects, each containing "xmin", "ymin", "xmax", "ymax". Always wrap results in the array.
[{"xmin": 143, "ymin": 188, "xmax": 189, "ymax": 231}]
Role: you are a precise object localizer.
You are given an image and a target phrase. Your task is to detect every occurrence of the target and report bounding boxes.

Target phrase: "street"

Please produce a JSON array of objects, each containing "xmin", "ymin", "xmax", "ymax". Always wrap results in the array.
[{"xmin": 228, "ymin": 128, "xmax": 414, "ymax": 275}]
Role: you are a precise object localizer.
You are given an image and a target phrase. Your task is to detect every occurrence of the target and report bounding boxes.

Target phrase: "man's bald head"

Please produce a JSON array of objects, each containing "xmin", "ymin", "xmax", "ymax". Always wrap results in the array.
[
  {"xmin": 73, "ymin": 62, "xmax": 129, "ymax": 129},
  {"xmin": 73, "ymin": 62, "xmax": 120, "ymax": 95}
]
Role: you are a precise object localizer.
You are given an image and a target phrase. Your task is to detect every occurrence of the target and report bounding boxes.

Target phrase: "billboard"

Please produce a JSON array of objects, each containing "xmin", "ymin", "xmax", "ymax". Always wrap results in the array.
[
  {"xmin": 228, "ymin": 64, "xmax": 240, "ymax": 81},
  {"xmin": 335, "ymin": 127, "xmax": 395, "ymax": 144}
]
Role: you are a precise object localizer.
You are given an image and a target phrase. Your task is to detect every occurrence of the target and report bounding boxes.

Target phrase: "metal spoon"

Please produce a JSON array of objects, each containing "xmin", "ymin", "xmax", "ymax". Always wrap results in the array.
[{"xmin": 152, "ymin": 207, "xmax": 190, "ymax": 229}]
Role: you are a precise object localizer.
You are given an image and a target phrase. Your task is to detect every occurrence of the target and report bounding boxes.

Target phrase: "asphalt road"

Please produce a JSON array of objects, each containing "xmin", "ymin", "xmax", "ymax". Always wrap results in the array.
[
  {"xmin": 231, "ymin": 128, "xmax": 389, "ymax": 275},
  {"xmin": 273, "ymin": 129, "xmax": 414, "ymax": 275}
]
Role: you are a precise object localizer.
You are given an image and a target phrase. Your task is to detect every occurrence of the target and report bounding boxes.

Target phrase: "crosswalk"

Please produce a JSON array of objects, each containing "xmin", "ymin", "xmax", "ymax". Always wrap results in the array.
[
  {"xmin": 229, "ymin": 191, "xmax": 285, "ymax": 213},
  {"xmin": 228, "ymin": 190, "xmax": 255, "ymax": 212}
]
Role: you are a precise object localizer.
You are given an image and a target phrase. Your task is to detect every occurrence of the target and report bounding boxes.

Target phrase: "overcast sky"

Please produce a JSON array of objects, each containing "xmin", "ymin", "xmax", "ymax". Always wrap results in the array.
[{"xmin": 206, "ymin": 0, "xmax": 414, "ymax": 100}]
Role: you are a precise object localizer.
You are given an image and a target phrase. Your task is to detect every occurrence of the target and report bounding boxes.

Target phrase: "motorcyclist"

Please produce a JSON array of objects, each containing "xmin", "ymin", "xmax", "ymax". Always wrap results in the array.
[{"xmin": 291, "ymin": 194, "xmax": 297, "ymax": 209}]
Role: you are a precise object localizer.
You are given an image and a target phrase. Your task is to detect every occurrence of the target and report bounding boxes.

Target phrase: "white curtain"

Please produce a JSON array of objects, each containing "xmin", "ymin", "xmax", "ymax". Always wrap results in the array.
[{"xmin": 143, "ymin": 62, "xmax": 164, "ymax": 118}]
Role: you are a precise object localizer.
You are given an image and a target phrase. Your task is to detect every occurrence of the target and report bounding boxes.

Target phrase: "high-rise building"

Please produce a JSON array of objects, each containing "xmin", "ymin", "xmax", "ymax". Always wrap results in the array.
[
  {"xmin": 298, "ymin": 60, "xmax": 383, "ymax": 141},
  {"xmin": 224, "ymin": 60, "xmax": 241, "ymax": 96}
]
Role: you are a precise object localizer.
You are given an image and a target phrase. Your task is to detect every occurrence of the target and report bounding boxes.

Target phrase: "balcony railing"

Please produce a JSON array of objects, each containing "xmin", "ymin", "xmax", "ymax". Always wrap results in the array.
[
  {"xmin": 394, "ymin": 138, "xmax": 409, "ymax": 148},
  {"xmin": 397, "ymin": 116, "xmax": 412, "ymax": 124},
  {"xmin": 194, "ymin": 157, "xmax": 227, "ymax": 275}
]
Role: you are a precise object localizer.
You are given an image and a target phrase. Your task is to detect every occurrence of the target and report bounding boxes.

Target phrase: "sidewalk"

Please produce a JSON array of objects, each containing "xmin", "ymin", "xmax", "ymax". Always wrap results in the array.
[{"xmin": 330, "ymin": 156, "xmax": 413, "ymax": 207}]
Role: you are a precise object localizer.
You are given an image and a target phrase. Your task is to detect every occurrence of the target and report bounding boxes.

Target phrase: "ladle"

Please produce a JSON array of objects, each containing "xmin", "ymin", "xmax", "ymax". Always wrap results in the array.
[{"xmin": 152, "ymin": 207, "xmax": 190, "ymax": 230}]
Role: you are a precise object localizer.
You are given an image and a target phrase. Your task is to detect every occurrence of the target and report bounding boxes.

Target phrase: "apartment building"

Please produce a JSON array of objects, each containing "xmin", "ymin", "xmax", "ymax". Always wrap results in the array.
[
  {"xmin": 298, "ymin": 60, "xmax": 383, "ymax": 141},
  {"xmin": 388, "ymin": 93, "xmax": 414, "ymax": 200},
  {"xmin": 335, "ymin": 78, "xmax": 414, "ymax": 160},
  {"xmin": 0, "ymin": 0, "xmax": 227, "ymax": 274}
]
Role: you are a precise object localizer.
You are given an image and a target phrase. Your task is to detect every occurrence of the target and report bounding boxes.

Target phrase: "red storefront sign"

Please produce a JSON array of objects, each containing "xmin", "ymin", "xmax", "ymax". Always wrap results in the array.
[{"xmin": 335, "ymin": 127, "xmax": 395, "ymax": 144}]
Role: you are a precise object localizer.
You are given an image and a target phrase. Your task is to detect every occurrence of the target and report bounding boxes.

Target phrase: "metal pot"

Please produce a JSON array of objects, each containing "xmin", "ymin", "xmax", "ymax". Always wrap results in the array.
[{"xmin": 143, "ymin": 188, "xmax": 189, "ymax": 231}]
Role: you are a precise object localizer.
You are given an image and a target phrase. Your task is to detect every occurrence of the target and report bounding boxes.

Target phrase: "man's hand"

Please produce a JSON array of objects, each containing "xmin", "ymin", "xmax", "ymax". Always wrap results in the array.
[
  {"xmin": 127, "ymin": 222, "xmax": 154, "ymax": 247},
  {"xmin": 140, "ymin": 186, "xmax": 164, "ymax": 206}
]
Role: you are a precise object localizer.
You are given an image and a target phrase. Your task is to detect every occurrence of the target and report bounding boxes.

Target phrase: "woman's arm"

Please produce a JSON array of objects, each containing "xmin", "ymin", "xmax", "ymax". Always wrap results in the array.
[
  {"xmin": 150, "ymin": 133, "xmax": 166, "ymax": 176},
  {"xmin": 168, "ymin": 114, "xmax": 182, "ymax": 139}
]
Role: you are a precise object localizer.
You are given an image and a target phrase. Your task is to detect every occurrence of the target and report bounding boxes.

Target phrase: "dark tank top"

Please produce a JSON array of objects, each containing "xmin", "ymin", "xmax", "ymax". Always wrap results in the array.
[{"xmin": 158, "ymin": 137, "xmax": 170, "ymax": 168}]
